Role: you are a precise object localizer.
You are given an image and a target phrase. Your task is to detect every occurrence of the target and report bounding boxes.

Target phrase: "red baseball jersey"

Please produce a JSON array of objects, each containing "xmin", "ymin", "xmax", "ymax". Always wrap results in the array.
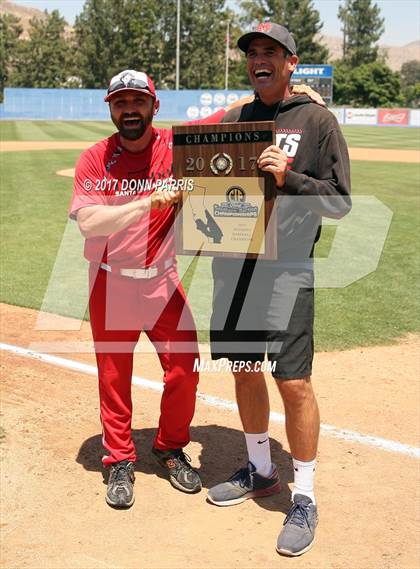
[
  {"xmin": 70, "ymin": 110, "xmax": 226, "ymax": 269},
  {"xmin": 70, "ymin": 128, "xmax": 179, "ymax": 268}
]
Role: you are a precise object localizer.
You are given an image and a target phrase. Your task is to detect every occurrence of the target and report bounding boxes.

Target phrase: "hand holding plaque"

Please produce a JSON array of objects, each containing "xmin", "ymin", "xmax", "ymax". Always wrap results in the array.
[{"xmin": 172, "ymin": 121, "xmax": 277, "ymax": 259}]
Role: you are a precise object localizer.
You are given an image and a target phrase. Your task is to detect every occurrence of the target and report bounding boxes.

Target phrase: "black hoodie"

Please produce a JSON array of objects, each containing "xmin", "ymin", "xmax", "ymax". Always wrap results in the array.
[{"xmin": 223, "ymin": 94, "xmax": 352, "ymax": 263}]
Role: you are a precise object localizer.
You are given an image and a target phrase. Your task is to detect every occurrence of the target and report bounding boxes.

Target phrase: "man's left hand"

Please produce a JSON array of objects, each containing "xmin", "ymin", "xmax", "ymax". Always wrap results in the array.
[
  {"xmin": 291, "ymin": 84, "xmax": 326, "ymax": 106},
  {"xmin": 257, "ymin": 145, "xmax": 288, "ymax": 187}
]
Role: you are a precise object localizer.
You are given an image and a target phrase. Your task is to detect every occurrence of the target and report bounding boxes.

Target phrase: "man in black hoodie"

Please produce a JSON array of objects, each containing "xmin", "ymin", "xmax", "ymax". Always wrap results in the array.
[{"xmin": 207, "ymin": 23, "xmax": 351, "ymax": 556}]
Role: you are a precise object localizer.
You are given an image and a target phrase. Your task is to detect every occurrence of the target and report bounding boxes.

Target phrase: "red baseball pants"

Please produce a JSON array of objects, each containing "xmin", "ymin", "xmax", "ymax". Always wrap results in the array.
[{"xmin": 88, "ymin": 263, "xmax": 199, "ymax": 466}]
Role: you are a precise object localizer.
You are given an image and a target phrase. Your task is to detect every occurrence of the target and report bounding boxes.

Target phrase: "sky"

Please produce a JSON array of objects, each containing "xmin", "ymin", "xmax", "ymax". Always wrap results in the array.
[{"xmin": 11, "ymin": 0, "xmax": 420, "ymax": 46}]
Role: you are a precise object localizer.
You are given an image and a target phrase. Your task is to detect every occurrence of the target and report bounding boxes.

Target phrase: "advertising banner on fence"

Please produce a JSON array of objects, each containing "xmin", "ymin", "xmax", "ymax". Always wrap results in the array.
[
  {"xmin": 345, "ymin": 108, "xmax": 378, "ymax": 125},
  {"xmin": 1, "ymin": 87, "xmax": 253, "ymax": 121},
  {"xmin": 378, "ymin": 108, "xmax": 409, "ymax": 126},
  {"xmin": 1, "ymin": 88, "xmax": 419, "ymax": 127},
  {"xmin": 174, "ymin": 90, "xmax": 251, "ymax": 121},
  {"xmin": 329, "ymin": 107, "xmax": 345, "ymax": 125},
  {"xmin": 409, "ymin": 109, "xmax": 420, "ymax": 128}
]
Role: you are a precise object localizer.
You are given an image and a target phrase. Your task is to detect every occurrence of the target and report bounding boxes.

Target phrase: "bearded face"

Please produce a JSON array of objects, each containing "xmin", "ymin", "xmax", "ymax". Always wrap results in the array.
[{"xmin": 109, "ymin": 92, "xmax": 156, "ymax": 141}]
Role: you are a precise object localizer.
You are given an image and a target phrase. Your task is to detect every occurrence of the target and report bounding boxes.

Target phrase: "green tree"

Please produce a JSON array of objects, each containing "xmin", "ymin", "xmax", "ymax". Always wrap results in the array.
[
  {"xmin": 74, "ymin": 0, "xmax": 177, "ymax": 89},
  {"xmin": 74, "ymin": 0, "xmax": 125, "ymax": 88},
  {"xmin": 0, "ymin": 14, "xmax": 23, "ymax": 98},
  {"xmin": 117, "ymin": 0, "xmax": 177, "ymax": 88},
  {"xmin": 338, "ymin": 0, "xmax": 384, "ymax": 66},
  {"xmin": 74, "ymin": 0, "xmax": 234, "ymax": 90},
  {"xmin": 10, "ymin": 10, "xmax": 68, "ymax": 88},
  {"xmin": 402, "ymin": 83, "xmax": 420, "ymax": 108},
  {"xmin": 333, "ymin": 60, "xmax": 402, "ymax": 107},
  {"xmin": 178, "ymin": 0, "xmax": 231, "ymax": 89},
  {"xmin": 226, "ymin": 14, "xmax": 252, "ymax": 90},
  {"xmin": 400, "ymin": 60, "xmax": 420, "ymax": 88},
  {"xmin": 330, "ymin": 60, "xmax": 352, "ymax": 104},
  {"xmin": 400, "ymin": 60, "xmax": 420, "ymax": 107},
  {"xmin": 239, "ymin": 0, "xmax": 329, "ymax": 63}
]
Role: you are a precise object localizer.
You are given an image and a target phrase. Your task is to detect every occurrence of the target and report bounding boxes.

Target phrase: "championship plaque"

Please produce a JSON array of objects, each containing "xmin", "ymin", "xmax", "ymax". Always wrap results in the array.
[{"xmin": 172, "ymin": 121, "xmax": 277, "ymax": 259}]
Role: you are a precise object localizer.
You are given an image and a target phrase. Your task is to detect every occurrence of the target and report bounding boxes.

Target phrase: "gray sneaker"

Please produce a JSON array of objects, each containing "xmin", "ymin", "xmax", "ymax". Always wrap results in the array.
[
  {"xmin": 276, "ymin": 494, "xmax": 318, "ymax": 556},
  {"xmin": 105, "ymin": 460, "xmax": 135, "ymax": 509},
  {"xmin": 207, "ymin": 461, "xmax": 281, "ymax": 506},
  {"xmin": 152, "ymin": 447, "xmax": 202, "ymax": 493}
]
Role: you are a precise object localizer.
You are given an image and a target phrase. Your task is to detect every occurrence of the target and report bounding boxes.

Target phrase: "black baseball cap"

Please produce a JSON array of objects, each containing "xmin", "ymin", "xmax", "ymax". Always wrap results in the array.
[{"xmin": 237, "ymin": 22, "xmax": 297, "ymax": 55}]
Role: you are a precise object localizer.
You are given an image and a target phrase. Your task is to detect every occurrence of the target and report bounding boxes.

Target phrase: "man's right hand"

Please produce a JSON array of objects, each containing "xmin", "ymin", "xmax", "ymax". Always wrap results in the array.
[
  {"xmin": 76, "ymin": 188, "xmax": 180, "ymax": 238},
  {"xmin": 257, "ymin": 145, "xmax": 288, "ymax": 188},
  {"xmin": 150, "ymin": 189, "xmax": 181, "ymax": 211}
]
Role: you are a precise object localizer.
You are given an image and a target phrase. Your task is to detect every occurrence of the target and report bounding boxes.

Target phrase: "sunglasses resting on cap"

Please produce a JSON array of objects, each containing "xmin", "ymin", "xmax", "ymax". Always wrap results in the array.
[{"xmin": 104, "ymin": 70, "xmax": 156, "ymax": 101}]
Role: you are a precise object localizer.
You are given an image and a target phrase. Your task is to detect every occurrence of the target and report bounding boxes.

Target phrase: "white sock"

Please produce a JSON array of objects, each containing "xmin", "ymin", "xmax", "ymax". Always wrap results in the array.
[
  {"xmin": 244, "ymin": 432, "xmax": 272, "ymax": 477},
  {"xmin": 292, "ymin": 457, "xmax": 316, "ymax": 504}
]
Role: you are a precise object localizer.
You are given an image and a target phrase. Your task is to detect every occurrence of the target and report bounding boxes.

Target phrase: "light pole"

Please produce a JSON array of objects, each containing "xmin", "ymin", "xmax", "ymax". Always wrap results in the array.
[
  {"xmin": 225, "ymin": 20, "xmax": 230, "ymax": 90},
  {"xmin": 176, "ymin": 0, "xmax": 181, "ymax": 90}
]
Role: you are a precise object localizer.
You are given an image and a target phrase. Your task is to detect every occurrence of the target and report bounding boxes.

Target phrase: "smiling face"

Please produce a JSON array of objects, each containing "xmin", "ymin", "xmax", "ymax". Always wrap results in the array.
[
  {"xmin": 109, "ymin": 91, "xmax": 159, "ymax": 142},
  {"xmin": 246, "ymin": 37, "xmax": 298, "ymax": 105}
]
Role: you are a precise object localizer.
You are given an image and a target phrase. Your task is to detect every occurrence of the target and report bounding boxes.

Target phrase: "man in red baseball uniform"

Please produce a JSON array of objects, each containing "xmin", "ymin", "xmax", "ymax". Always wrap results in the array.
[{"xmin": 69, "ymin": 69, "xmax": 232, "ymax": 508}]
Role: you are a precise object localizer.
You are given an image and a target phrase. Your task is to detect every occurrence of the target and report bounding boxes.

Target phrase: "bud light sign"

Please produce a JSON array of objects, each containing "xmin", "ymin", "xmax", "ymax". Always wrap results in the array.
[
  {"xmin": 291, "ymin": 65, "xmax": 333, "ymax": 105},
  {"xmin": 378, "ymin": 109, "xmax": 409, "ymax": 126},
  {"xmin": 294, "ymin": 65, "xmax": 333, "ymax": 78}
]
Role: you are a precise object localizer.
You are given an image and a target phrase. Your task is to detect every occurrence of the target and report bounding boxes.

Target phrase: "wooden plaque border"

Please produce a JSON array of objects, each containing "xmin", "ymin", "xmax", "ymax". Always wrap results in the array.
[{"xmin": 172, "ymin": 121, "xmax": 277, "ymax": 260}]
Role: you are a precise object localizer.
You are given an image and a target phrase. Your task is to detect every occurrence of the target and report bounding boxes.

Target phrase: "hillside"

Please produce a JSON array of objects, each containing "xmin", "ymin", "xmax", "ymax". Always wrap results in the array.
[
  {"xmin": 0, "ymin": 0, "xmax": 47, "ymax": 37},
  {"xmin": 320, "ymin": 34, "xmax": 420, "ymax": 70},
  {"xmin": 0, "ymin": 0, "xmax": 72, "ymax": 37}
]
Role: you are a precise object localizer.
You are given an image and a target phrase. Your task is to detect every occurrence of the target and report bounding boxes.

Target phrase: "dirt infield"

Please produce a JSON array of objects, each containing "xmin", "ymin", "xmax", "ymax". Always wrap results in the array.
[
  {"xmin": 1, "ymin": 140, "xmax": 420, "ymax": 163},
  {"xmin": 1, "ymin": 303, "xmax": 419, "ymax": 569},
  {"xmin": 0, "ymin": 141, "xmax": 95, "ymax": 152},
  {"xmin": 348, "ymin": 147, "xmax": 419, "ymax": 163}
]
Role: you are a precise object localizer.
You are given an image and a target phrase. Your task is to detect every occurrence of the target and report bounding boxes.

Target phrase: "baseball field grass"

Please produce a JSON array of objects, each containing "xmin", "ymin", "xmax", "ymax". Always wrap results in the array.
[
  {"xmin": 1, "ymin": 121, "xmax": 419, "ymax": 350},
  {"xmin": 1, "ymin": 120, "xmax": 420, "ymax": 149}
]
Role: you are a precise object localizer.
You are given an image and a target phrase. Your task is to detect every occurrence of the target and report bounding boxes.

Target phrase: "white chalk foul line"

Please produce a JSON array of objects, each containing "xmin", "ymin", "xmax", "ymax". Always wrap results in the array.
[{"xmin": 1, "ymin": 341, "xmax": 419, "ymax": 459}]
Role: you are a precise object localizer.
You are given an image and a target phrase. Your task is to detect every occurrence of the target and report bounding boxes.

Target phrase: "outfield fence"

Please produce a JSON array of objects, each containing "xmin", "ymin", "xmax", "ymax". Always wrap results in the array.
[{"xmin": 0, "ymin": 87, "xmax": 419, "ymax": 127}]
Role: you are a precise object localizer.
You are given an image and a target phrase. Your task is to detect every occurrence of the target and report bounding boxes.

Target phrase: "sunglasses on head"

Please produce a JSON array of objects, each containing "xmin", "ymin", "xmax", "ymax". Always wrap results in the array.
[{"xmin": 108, "ymin": 77, "xmax": 151, "ymax": 95}]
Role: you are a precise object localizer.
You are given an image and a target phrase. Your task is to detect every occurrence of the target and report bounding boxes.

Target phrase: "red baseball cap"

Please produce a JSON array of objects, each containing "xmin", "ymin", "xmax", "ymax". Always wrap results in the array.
[{"xmin": 104, "ymin": 70, "xmax": 156, "ymax": 102}]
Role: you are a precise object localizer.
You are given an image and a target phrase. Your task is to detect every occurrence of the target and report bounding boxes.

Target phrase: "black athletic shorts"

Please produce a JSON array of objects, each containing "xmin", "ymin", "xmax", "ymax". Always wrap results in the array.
[{"xmin": 210, "ymin": 259, "xmax": 314, "ymax": 380}]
